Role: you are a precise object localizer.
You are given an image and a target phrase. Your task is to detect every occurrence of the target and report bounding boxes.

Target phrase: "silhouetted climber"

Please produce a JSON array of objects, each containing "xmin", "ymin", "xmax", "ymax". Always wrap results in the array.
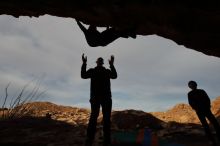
[
  {"xmin": 81, "ymin": 54, "xmax": 117, "ymax": 146},
  {"xmin": 187, "ymin": 81, "xmax": 220, "ymax": 146},
  {"xmin": 76, "ymin": 20, "xmax": 136, "ymax": 47}
]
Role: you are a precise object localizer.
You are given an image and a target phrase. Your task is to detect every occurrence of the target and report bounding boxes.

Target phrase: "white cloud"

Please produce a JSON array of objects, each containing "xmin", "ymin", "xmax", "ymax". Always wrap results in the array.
[{"xmin": 0, "ymin": 15, "xmax": 220, "ymax": 111}]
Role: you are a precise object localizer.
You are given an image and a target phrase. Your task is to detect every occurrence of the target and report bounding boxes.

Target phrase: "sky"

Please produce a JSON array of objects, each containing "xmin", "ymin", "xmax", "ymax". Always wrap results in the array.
[{"xmin": 0, "ymin": 15, "xmax": 220, "ymax": 112}]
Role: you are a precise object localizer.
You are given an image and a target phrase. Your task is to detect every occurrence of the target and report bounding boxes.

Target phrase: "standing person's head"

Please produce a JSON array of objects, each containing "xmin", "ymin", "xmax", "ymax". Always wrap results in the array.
[
  {"xmin": 96, "ymin": 57, "xmax": 104, "ymax": 66},
  {"xmin": 188, "ymin": 81, "xmax": 197, "ymax": 90}
]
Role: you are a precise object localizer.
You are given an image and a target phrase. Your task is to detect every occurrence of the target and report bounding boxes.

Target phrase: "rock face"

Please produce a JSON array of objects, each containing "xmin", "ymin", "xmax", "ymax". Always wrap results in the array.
[
  {"xmin": 211, "ymin": 96, "xmax": 220, "ymax": 116},
  {"xmin": 23, "ymin": 102, "xmax": 91, "ymax": 125},
  {"xmin": 0, "ymin": 0, "xmax": 220, "ymax": 57},
  {"xmin": 152, "ymin": 104, "xmax": 198, "ymax": 124}
]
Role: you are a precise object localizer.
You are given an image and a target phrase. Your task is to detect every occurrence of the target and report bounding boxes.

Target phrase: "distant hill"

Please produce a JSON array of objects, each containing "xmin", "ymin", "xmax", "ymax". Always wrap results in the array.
[
  {"xmin": 19, "ymin": 96, "xmax": 220, "ymax": 125},
  {"xmin": 152, "ymin": 96, "xmax": 220, "ymax": 124}
]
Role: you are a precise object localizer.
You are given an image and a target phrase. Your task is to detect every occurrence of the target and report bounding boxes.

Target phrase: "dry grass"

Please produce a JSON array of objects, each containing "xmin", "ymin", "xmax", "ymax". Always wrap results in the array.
[{"xmin": 0, "ymin": 80, "xmax": 46, "ymax": 119}]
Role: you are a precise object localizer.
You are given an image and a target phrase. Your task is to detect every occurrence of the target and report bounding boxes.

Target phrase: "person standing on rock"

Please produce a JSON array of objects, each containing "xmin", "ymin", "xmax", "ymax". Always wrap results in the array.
[
  {"xmin": 81, "ymin": 54, "xmax": 117, "ymax": 146},
  {"xmin": 187, "ymin": 80, "xmax": 220, "ymax": 145}
]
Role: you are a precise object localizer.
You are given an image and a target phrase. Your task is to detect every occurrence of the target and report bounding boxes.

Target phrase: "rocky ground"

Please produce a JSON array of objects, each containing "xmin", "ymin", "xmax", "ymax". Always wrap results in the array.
[{"xmin": 0, "ymin": 97, "xmax": 220, "ymax": 146}]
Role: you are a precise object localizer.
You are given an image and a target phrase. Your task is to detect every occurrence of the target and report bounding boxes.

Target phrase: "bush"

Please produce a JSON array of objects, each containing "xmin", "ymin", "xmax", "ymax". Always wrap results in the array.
[{"xmin": 0, "ymin": 80, "xmax": 46, "ymax": 120}]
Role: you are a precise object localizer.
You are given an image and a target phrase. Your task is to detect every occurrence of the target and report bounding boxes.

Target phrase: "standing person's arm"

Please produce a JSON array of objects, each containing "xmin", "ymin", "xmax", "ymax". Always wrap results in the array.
[
  {"xmin": 81, "ymin": 54, "xmax": 92, "ymax": 79},
  {"xmin": 188, "ymin": 93, "xmax": 198, "ymax": 110},
  {"xmin": 202, "ymin": 90, "xmax": 211, "ymax": 108},
  {"xmin": 109, "ymin": 55, "xmax": 117, "ymax": 79}
]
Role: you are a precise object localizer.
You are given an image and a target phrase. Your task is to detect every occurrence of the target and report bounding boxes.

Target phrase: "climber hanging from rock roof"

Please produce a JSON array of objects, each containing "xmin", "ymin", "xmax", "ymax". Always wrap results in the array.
[{"xmin": 76, "ymin": 20, "xmax": 136, "ymax": 47}]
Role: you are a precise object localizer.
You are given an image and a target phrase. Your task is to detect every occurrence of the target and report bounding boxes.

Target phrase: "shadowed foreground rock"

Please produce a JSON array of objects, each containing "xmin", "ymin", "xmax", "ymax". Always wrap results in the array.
[
  {"xmin": 1, "ymin": 98, "xmax": 220, "ymax": 146},
  {"xmin": 0, "ymin": 0, "xmax": 220, "ymax": 57}
]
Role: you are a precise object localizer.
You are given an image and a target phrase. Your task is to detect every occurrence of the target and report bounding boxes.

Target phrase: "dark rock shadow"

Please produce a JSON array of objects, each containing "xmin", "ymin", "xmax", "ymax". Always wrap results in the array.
[
  {"xmin": 0, "ymin": 116, "xmax": 87, "ymax": 146},
  {"xmin": 0, "ymin": 111, "xmax": 217, "ymax": 146},
  {"xmin": 111, "ymin": 110, "xmax": 165, "ymax": 130}
]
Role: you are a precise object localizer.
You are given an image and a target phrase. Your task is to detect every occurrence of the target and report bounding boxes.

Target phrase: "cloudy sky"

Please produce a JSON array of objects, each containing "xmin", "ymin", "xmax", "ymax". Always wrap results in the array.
[{"xmin": 0, "ymin": 15, "xmax": 220, "ymax": 112}]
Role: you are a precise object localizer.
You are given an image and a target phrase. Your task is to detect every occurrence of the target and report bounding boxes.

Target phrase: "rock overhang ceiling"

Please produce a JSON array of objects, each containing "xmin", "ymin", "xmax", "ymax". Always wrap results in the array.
[{"xmin": 0, "ymin": 0, "xmax": 220, "ymax": 57}]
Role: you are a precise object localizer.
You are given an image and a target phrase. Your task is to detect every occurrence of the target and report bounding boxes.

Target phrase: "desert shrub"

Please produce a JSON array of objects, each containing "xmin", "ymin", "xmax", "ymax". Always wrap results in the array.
[{"xmin": 0, "ymin": 80, "xmax": 46, "ymax": 120}]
